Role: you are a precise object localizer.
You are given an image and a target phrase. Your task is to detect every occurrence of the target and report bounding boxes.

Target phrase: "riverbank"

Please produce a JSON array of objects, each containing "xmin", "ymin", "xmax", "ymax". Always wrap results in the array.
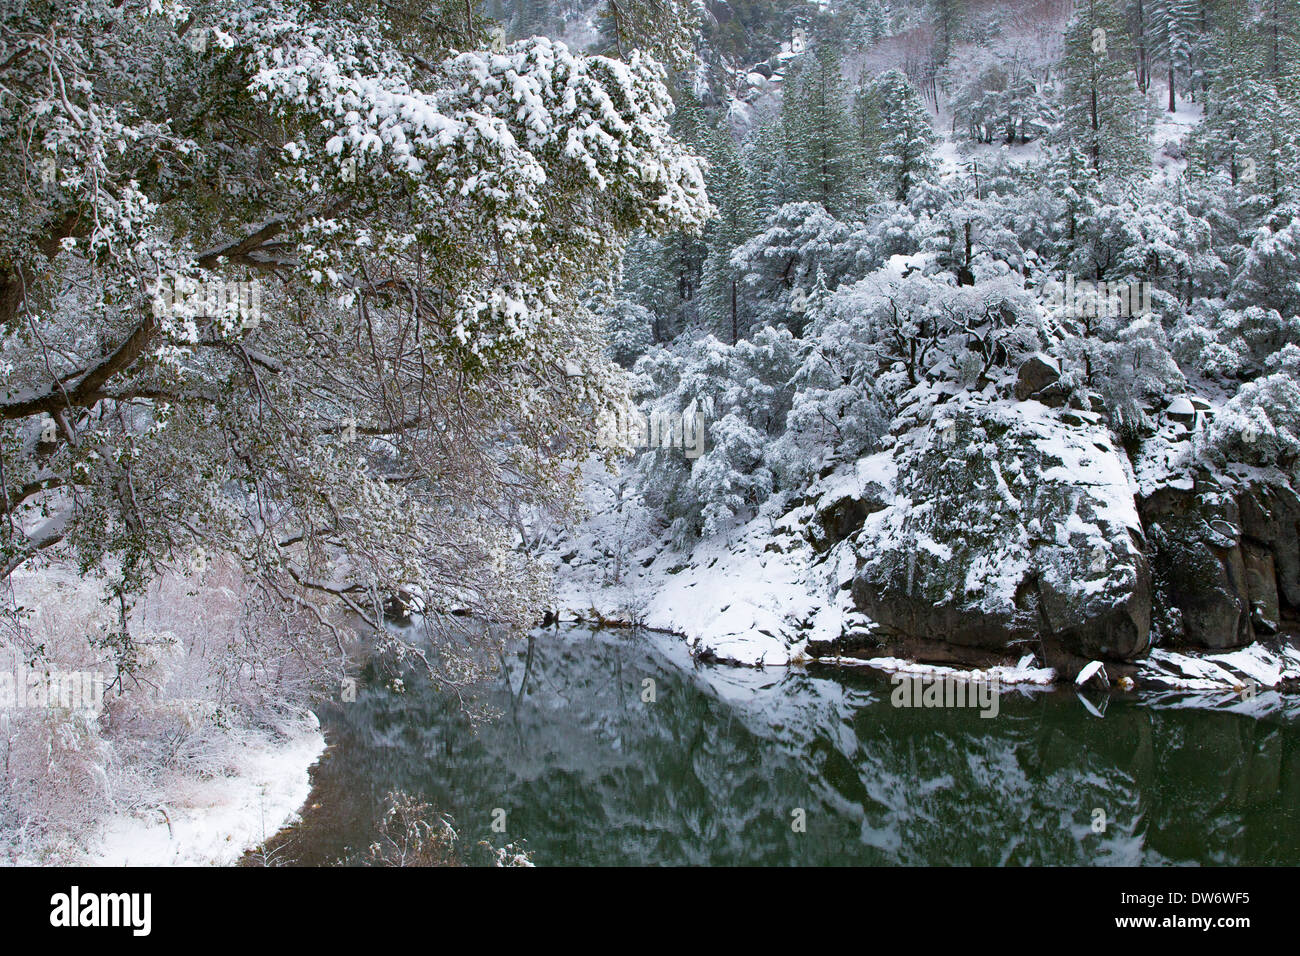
[
  {"xmin": 88, "ymin": 713, "xmax": 325, "ymax": 866},
  {"xmin": 1, "ymin": 562, "xmax": 328, "ymax": 865},
  {"xmin": 542, "ymin": 460, "xmax": 1300, "ymax": 694}
]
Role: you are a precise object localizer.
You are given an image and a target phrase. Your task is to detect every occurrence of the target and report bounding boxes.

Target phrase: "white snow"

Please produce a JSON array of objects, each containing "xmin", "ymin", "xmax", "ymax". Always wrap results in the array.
[
  {"xmin": 547, "ymin": 462, "xmax": 828, "ymax": 665},
  {"xmin": 1141, "ymin": 642, "xmax": 1300, "ymax": 691},
  {"xmin": 816, "ymin": 654, "xmax": 1057, "ymax": 686},
  {"xmin": 1151, "ymin": 91, "xmax": 1204, "ymax": 183},
  {"xmin": 1075, "ymin": 660, "xmax": 1106, "ymax": 685},
  {"xmin": 88, "ymin": 713, "xmax": 325, "ymax": 866}
]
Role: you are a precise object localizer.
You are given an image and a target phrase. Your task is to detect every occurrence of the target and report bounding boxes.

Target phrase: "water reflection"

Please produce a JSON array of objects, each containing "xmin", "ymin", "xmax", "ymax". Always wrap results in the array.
[{"xmin": 270, "ymin": 627, "xmax": 1300, "ymax": 866}]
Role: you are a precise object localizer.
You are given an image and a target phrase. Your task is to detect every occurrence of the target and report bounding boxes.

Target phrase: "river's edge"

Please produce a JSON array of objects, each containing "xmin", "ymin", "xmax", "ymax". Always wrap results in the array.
[
  {"xmin": 543, "ymin": 455, "xmax": 1300, "ymax": 696},
  {"xmin": 85, "ymin": 711, "xmax": 325, "ymax": 867},
  {"xmin": 548, "ymin": 606, "xmax": 1300, "ymax": 698}
]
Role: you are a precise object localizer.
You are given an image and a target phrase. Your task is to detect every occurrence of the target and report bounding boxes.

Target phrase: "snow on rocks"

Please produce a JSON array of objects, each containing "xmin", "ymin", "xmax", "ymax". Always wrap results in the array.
[
  {"xmin": 815, "ymin": 653, "xmax": 1056, "ymax": 687},
  {"xmin": 549, "ymin": 395, "xmax": 1154, "ymax": 683},
  {"xmin": 545, "ymin": 395, "xmax": 1297, "ymax": 699},
  {"xmin": 848, "ymin": 397, "xmax": 1151, "ymax": 677},
  {"xmin": 1075, "ymin": 660, "xmax": 1107, "ymax": 685},
  {"xmin": 1140, "ymin": 639, "xmax": 1300, "ymax": 692}
]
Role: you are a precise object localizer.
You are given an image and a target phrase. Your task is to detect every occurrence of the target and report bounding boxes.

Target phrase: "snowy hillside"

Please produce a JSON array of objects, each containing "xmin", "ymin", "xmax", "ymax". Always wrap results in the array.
[{"xmin": 545, "ymin": 0, "xmax": 1300, "ymax": 696}]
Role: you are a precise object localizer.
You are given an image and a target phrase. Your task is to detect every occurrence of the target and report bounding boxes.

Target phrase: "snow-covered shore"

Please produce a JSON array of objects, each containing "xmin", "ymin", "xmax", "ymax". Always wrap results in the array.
[
  {"xmin": 545, "ymin": 461, "xmax": 824, "ymax": 666},
  {"xmin": 1, "ymin": 564, "xmax": 329, "ymax": 866},
  {"xmin": 544, "ymin": 460, "xmax": 1300, "ymax": 695},
  {"xmin": 87, "ymin": 713, "xmax": 325, "ymax": 867}
]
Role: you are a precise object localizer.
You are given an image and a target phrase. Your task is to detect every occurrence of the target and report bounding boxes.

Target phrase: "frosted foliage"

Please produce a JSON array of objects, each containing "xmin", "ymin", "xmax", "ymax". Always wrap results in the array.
[
  {"xmin": 0, "ymin": 0, "xmax": 710, "ymax": 685},
  {"xmin": 1, "ymin": 562, "xmax": 321, "ymax": 863}
]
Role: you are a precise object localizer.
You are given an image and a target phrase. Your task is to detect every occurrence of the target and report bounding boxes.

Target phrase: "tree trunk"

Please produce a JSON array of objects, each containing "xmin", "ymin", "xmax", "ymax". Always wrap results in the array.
[{"xmin": 730, "ymin": 278, "xmax": 738, "ymax": 346}]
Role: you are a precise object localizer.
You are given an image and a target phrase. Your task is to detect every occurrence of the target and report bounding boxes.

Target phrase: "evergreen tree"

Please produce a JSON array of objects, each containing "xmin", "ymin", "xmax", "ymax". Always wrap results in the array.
[
  {"xmin": 1190, "ymin": 4, "xmax": 1300, "ymax": 210},
  {"xmin": 619, "ymin": 92, "xmax": 713, "ymax": 338},
  {"xmin": 1130, "ymin": 0, "xmax": 1152, "ymax": 91},
  {"xmin": 1045, "ymin": 142, "xmax": 1103, "ymax": 259},
  {"xmin": 621, "ymin": 231, "xmax": 707, "ymax": 342},
  {"xmin": 604, "ymin": 298, "xmax": 658, "ymax": 367},
  {"xmin": 1257, "ymin": 0, "xmax": 1300, "ymax": 82},
  {"xmin": 849, "ymin": 0, "xmax": 889, "ymax": 47},
  {"xmin": 744, "ymin": 119, "xmax": 800, "ymax": 214},
  {"xmin": 700, "ymin": 130, "xmax": 761, "ymax": 344},
  {"xmin": 854, "ymin": 69, "xmax": 938, "ymax": 202},
  {"xmin": 931, "ymin": 0, "xmax": 963, "ymax": 67},
  {"xmin": 1054, "ymin": 0, "xmax": 1152, "ymax": 180},
  {"xmin": 1149, "ymin": 0, "xmax": 1200, "ymax": 110},
  {"xmin": 781, "ymin": 46, "xmax": 861, "ymax": 215}
]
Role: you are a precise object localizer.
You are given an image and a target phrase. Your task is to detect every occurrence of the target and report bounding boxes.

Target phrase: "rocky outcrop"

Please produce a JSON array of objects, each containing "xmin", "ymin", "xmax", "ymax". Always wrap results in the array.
[
  {"xmin": 1142, "ymin": 474, "xmax": 1299, "ymax": 650},
  {"xmin": 799, "ymin": 388, "xmax": 1299, "ymax": 681},
  {"xmin": 1238, "ymin": 481, "xmax": 1300, "ymax": 609},
  {"xmin": 1141, "ymin": 477, "xmax": 1253, "ymax": 650},
  {"xmin": 820, "ymin": 399, "xmax": 1151, "ymax": 679}
]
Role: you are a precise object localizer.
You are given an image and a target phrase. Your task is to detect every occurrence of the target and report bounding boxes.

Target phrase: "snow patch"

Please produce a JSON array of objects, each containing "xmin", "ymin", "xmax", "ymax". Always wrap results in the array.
[{"xmin": 89, "ymin": 714, "xmax": 325, "ymax": 866}]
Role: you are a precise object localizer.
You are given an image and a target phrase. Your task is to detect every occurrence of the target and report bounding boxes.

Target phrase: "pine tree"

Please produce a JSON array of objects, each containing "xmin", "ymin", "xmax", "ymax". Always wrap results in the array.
[
  {"xmin": 1149, "ymin": 0, "xmax": 1200, "ymax": 110},
  {"xmin": 781, "ymin": 46, "xmax": 861, "ymax": 215},
  {"xmin": 700, "ymin": 130, "xmax": 761, "ymax": 344},
  {"xmin": 931, "ymin": 0, "xmax": 963, "ymax": 67},
  {"xmin": 1130, "ymin": 0, "xmax": 1151, "ymax": 91},
  {"xmin": 850, "ymin": 0, "xmax": 889, "ymax": 47},
  {"xmin": 621, "ymin": 231, "xmax": 708, "ymax": 341},
  {"xmin": 1190, "ymin": 3, "xmax": 1300, "ymax": 210},
  {"xmin": 1055, "ymin": 0, "xmax": 1152, "ymax": 181},
  {"xmin": 1046, "ymin": 142, "xmax": 1103, "ymax": 258},
  {"xmin": 854, "ymin": 69, "xmax": 938, "ymax": 203},
  {"xmin": 744, "ymin": 120, "xmax": 800, "ymax": 213},
  {"xmin": 619, "ymin": 92, "xmax": 713, "ymax": 338},
  {"xmin": 1257, "ymin": 0, "xmax": 1300, "ymax": 82}
]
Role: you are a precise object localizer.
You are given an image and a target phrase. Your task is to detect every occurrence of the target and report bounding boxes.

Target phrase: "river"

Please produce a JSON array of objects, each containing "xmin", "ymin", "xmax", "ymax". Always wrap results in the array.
[{"xmin": 261, "ymin": 625, "xmax": 1300, "ymax": 866}]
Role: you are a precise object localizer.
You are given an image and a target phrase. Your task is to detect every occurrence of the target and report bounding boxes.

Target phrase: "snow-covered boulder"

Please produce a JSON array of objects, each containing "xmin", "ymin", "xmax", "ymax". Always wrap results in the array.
[
  {"xmin": 806, "ymin": 456, "xmax": 891, "ymax": 553},
  {"xmin": 845, "ymin": 399, "xmax": 1151, "ymax": 677},
  {"xmin": 1014, "ymin": 353, "xmax": 1061, "ymax": 401}
]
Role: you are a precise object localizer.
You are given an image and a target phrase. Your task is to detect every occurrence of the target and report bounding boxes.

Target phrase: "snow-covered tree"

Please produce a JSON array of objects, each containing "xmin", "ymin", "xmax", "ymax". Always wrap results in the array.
[
  {"xmin": 949, "ymin": 60, "xmax": 1051, "ymax": 146},
  {"xmin": 1188, "ymin": 15, "xmax": 1300, "ymax": 211},
  {"xmin": 853, "ymin": 69, "xmax": 938, "ymax": 203},
  {"xmin": 780, "ymin": 46, "xmax": 861, "ymax": 216},
  {"xmin": 699, "ymin": 127, "xmax": 761, "ymax": 344},
  {"xmin": 1229, "ymin": 217, "xmax": 1300, "ymax": 318},
  {"xmin": 604, "ymin": 298, "xmax": 659, "ymax": 367},
  {"xmin": 728, "ymin": 202, "xmax": 865, "ymax": 338},
  {"xmin": 0, "ymin": 0, "xmax": 710, "ymax": 683},
  {"xmin": 630, "ymin": 326, "xmax": 798, "ymax": 541},
  {"xmin": 1054, "ymin": 0, "xmax": 1152, "ymax": 180},
  {"xmin": 1201, "ymin": 373, "xmax": 1300, "ymax": 474},
  {"xmin": 814, "ymin": 267, "xmax": 1046, "ymax": 404}
]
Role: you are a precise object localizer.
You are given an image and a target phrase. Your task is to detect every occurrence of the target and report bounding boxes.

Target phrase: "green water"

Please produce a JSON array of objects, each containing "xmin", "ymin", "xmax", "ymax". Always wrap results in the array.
[{"xmin": 271, "ymin": 626, "xmax": 1300, "ymax": 866}]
